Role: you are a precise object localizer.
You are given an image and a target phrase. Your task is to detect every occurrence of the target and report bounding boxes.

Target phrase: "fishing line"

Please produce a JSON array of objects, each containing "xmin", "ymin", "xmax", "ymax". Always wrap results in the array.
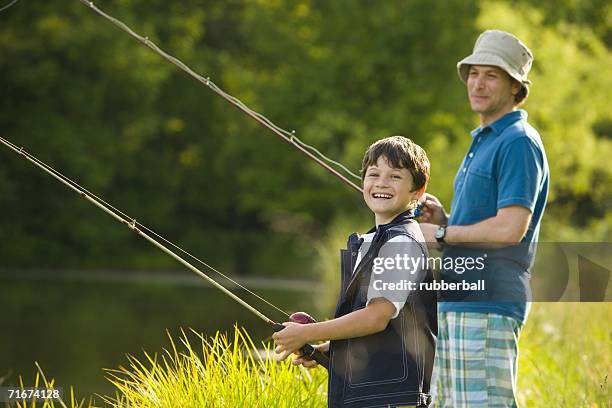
[
  {"xmin": 0, "ymin": 135, "xmax": 290, "ymax": 319},
  {"xmin": 0, "ymin": 136, "xmax": 329, "ymax": 368},
  {"xmin": 77, "ymin": 0, "xmax": 363, "ymax": 193},
  {"xmin": 0, "ymin": 135, "xmax": 329, "ymax": 367},
  {"xmin": 0, "ymin": 0, "xmax": 19, "ymax": 14}
]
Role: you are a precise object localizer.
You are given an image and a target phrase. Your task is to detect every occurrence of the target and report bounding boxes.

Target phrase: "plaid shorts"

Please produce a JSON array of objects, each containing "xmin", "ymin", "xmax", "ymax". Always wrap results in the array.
[{"xmin": 431, "ymin": 311, "xmax": 522, "ymax": 407}]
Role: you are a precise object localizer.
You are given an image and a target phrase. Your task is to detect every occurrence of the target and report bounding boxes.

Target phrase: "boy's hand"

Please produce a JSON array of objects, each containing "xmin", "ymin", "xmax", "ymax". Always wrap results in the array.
[
  {"xmin": 292, "ymin": 342, "xmax": 329, "ymax": 368},
  {"xmin": 419, "ymin": 193, "xmax": 448, "ymax": 225},
  {"xmin": 272, "ymin": 322, "xmax": 312, "ymax": 361}
]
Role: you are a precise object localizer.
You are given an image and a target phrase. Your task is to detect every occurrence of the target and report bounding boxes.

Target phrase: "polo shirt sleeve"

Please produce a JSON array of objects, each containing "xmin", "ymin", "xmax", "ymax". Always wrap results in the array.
[
  {"xmin": 496, "ymin": 137, "xmax": 544, "ymax": 212},
  {"xmin": 366, "ymin": 235, "xmax": 427, "ymax": 319}
]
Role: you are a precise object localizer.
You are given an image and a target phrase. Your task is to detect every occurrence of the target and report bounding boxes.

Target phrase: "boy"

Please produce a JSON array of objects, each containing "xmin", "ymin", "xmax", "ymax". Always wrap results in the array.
[{"xmin": 273, "ymin": 136, "xmax": 437, "ymax": 408}]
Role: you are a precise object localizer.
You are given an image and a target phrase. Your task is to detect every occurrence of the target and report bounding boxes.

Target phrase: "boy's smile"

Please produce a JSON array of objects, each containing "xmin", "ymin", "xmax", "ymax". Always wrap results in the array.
[{"xmin": 363, "ymin": 156, "xmax": 423, "ymax": 226}]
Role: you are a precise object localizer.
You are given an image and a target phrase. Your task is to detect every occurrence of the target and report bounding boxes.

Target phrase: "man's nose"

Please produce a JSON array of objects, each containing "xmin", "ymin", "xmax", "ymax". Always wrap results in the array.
[{"xmin": 472, "ymin": 75, "xmax": 485, "ymax": 89}]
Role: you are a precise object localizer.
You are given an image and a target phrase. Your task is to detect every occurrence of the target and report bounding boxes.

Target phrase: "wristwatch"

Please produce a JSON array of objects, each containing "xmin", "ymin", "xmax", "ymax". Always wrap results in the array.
[{"xmin": 435, "ymin": 225, "xmax": 447, "ymax": 248}]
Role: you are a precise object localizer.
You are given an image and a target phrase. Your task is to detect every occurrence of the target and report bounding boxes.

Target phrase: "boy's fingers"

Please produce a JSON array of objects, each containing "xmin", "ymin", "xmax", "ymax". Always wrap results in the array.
[
  {"xmin": 292, "ymin": 357, "xmax": 318, "ymax": 368},
  {"xmin": 302, "ymin": 360, "xmax": 318, "ymax": 368},
  {"xmin": 292, "ymin": 357, "xmax": 307, "ymax": 365},
  {"xmin": 277, "ymin": 349, "xmax": 292, "ymax": 361}
]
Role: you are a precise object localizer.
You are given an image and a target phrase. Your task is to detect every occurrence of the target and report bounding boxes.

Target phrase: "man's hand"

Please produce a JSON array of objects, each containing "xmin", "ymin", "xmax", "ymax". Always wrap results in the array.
[
  {"xmin": 292, "ymin": 342, "xmax": 329, "ymax": 369},
  {"xmin": 419, "ymin": 193, "xmax": 448, "ymax": 225},
  {"xmin": 421, "ymin": 206, "xmax": 532, "ymax": 247},
  {"xmin": 272, "ymin": 322, "xmax": 312, "ymax": 361}
]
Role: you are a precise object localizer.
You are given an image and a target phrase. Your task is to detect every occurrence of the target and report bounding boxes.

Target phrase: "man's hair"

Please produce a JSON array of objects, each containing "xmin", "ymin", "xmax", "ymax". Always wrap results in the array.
[
  {"xmin": 496, "ymin": 68, "xmax": 528, "ymax": 105},
  {"xmin": 360, "ymin": 136, "xmax": 430, "ymax": 191},
  {"xmin": 514, "ymin": 83, "xmax": 529, "ymax": 105}
]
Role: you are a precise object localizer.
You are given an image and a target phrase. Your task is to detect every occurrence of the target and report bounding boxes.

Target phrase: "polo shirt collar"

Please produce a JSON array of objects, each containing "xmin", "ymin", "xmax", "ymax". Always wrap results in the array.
[{"xmin": 470, "ymin": 109, "xmax": 527, "ymax": 138}]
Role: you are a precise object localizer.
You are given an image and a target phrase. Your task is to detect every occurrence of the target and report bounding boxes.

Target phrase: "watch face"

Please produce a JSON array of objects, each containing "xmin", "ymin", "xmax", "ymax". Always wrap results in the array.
[{"xmin": 435, "ymin": 227, "xmax": 445, "ymax": 239}]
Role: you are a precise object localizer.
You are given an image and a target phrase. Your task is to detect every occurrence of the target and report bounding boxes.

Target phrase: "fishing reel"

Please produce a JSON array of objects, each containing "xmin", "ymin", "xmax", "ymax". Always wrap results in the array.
[
  {"xmin": 288, "ymin": 311, "xmax": 317, "ymax": 325},
  {"xmin": 272, "ymin": 312, "xmax": 329, "ymax": 369}
]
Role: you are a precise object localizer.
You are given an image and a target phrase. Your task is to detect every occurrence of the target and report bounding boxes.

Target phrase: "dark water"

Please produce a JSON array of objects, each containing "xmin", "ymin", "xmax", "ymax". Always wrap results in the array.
[{"xmin": 0, "ymin": 272, "xmax": 320, "ymax": 399}]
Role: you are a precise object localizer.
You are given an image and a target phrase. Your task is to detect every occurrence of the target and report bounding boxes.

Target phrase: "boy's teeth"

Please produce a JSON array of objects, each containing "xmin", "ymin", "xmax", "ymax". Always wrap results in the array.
[{"xmin": 373, "ymin": 193, "xmax": 392, "ymax": 199}]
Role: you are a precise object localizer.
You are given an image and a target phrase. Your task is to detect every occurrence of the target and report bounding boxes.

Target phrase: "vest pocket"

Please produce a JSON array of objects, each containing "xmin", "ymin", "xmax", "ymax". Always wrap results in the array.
[{"xmin": 346, "ymin": 314, "xmax": 408, "ymax": 387}]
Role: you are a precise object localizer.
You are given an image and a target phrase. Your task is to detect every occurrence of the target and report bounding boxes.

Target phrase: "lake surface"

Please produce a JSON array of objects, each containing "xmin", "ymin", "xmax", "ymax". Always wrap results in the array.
[{"xmin": 0, "ymin": 270, "xmax": 323, "ymax": 399}]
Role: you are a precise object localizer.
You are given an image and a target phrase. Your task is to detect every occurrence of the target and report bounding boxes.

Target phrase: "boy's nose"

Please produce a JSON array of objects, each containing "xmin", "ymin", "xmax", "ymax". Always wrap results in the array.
[{"xmin": 375, "ymin": 178, "xmax": 390, "ymax": 187}]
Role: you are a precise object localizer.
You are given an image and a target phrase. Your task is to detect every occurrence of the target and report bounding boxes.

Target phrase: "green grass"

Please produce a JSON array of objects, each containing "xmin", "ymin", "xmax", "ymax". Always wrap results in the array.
[
  {"xmin": 8, "ymin": 304, "xmax": 610, "ymax": 407},
  {"xmin": 102, "ymin": 327, "xmax": 327, "ymax": 408},
  {"xmin": 517, "ymin": 303, "xmax": 611, "ymax": 407},
  {"xmin": 8, "ymin": 327, "xmax": 327, "ymax": 408}
]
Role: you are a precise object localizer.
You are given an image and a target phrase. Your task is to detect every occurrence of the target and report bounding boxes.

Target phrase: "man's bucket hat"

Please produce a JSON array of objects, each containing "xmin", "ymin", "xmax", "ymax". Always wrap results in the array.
[{"xmin": 457, "ymin": 30, "xmax": 533, "ymax": 86}]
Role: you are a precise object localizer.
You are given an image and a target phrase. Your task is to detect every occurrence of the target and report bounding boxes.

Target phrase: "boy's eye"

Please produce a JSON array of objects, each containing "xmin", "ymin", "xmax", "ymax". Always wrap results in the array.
[
  {"xmin": 392, "ymin": 175, "xmax": 402, "ymax": 179},
  {"xmin": 367, "ymin": 173, "xmax": 379, "ymax": 177}
]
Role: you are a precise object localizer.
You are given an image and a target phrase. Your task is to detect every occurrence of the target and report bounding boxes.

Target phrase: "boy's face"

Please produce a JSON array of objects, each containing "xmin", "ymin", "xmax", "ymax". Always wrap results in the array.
[{"xmin": 363, "ymin": 156, "xmax": 424, "ymax": 226}]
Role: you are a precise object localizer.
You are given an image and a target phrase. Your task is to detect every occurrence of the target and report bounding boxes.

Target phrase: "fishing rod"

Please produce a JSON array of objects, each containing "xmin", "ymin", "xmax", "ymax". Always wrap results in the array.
[
  {"xmin": 77, "ymin": 0, "xmax": 363, "ymax": 194},
  {"xmin": 0, "ymin": 135, "xmax": 329, "ymax": 369}
]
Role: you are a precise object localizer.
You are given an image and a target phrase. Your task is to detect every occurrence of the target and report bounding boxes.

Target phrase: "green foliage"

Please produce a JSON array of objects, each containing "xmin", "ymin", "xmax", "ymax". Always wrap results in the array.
[
  {"xmin": 0, "ymin": 0, "xmax": 609, "ymax": 269},
  {"xmin": 475, "ymin": 1, "xmax": 612, "ymax": 241},
  {"xmin": 2, "ymin": 3, "xmax": 610, "ymax": 406}
]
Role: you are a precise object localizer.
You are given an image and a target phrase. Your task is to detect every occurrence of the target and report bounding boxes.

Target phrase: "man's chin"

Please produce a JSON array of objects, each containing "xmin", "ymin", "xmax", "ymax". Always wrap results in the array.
[{"xmin": 469, "ymin": 103, "xmax": 487, "ymax": 113}]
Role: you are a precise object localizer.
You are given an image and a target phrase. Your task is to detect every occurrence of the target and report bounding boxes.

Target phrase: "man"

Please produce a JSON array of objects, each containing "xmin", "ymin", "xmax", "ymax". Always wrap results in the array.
[{"xmin": 419, "ymin": 30, "xmax": 549, "ymax": 407}]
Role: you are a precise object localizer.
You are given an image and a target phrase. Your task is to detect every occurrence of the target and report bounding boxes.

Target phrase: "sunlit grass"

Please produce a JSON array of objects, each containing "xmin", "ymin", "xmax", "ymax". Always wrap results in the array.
[
  {"xmin": 101, "ymin": 327, "xmax": 327, "ymax": 408},
  {"xmin": 518, "ymin": 302, "xmax": 611, "ymax": 407},
  {"xmin": 7, "ymin": 326, "xmax": 327, "ymax": 408},
  {"xmin": 10, "ymin": 304, "xmax": 610, "ymax": 407},
  {"xmin": 11, "ymin": 362, "xmax": 98, "ymax": 408}
]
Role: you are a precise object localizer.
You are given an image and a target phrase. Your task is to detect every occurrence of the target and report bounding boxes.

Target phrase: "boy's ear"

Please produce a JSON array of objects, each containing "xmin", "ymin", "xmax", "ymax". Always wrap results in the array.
[{"xmin": 414, "ymin": 184, "xmax": 427, "ymax": 200}]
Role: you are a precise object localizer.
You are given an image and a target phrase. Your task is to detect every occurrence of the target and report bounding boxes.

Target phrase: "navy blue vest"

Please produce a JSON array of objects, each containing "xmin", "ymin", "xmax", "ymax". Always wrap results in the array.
[{"xmin": 328, "ymin": 211, "xmax": 437, "ymax": 407}]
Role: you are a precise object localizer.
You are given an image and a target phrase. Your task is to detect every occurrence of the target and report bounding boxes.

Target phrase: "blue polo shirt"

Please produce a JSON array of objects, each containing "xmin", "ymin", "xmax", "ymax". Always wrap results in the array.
[{"xmin": 438, "ymin": 110, "xmax": 549, "ymax": 323}]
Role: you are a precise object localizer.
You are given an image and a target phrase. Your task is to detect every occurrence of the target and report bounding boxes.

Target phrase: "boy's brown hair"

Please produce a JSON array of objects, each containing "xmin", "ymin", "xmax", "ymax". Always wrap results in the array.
[{"xmin": 361, "ymin": 136, "xmax": 430, "ymax": 191}]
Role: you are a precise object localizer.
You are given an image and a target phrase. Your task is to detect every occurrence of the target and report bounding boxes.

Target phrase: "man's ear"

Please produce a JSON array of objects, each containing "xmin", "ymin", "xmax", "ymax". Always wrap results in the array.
[{"xmin": 511, "ymin": 79, "xmax": 522, "ymax": 96}]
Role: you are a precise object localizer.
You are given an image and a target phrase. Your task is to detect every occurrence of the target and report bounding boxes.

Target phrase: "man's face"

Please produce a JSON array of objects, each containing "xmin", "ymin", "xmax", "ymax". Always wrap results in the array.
[{"xmin": 467, "ymin": 65, "xmax": 520, "ymax": 122}]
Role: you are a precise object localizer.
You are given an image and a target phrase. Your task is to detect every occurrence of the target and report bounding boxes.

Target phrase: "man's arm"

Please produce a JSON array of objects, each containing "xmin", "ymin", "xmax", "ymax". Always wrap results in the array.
[
  {"xmin": 273, "ymin": 298, "xmax": 395, "ymax": 359},
  {"xmin": 420, "ymin": 205, "xmax": 532, "ymax": 246}
]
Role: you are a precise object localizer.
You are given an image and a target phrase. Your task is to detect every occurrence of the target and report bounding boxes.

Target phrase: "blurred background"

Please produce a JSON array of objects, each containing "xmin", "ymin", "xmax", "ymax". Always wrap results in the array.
[{"xmin": 0, "ymin": 0, "xmax": 610, "ymax": 405}]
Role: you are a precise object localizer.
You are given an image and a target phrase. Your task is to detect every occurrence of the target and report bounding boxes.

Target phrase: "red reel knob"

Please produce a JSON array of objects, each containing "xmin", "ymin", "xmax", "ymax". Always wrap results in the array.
[{"xmin": 289, "ymin": 312, "xmax": 317, "ymax": 324}]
